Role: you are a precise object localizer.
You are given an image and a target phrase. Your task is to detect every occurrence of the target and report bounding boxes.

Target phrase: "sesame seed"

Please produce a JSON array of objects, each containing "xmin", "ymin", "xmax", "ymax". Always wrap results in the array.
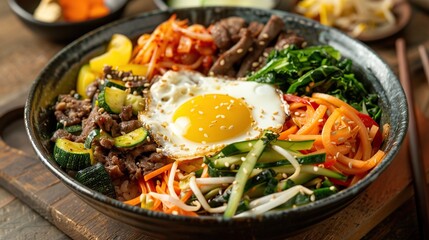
[
  {"xmin": 252, "ymin": 62, "xmax": 259, "ymax": 67},
  {"xmin": 259, "ymin": 41, "xmax": 265, "ymax": 46},
  {"xmin": 263, "ymin": 52, "xmax": 269, "ymax": 57},
  {"xmin": 201, "ymin": 141, "xmax": 206, "ymax": 144},
  {"xmin": 220, "ymin": 59, "xmax": 225, "ymax": 66},
  {"xmin": 237, "ymin": 48, "xmax": 243, "ymax": 54},
  {"xmin": 310, "ymin": 195, "xmax": 316, "ymax": 202},
  {"xmin": 248, "ymin": 47, "xmax": 254, "ymax": 52},
  {"xmin": 241, "ymin": 157, "xmax": 246, "ymax": 161},
  {"xmin": 199, "ymin": 128, "xmax": 204, "ymax": 132},
  {"xmin": 318, "ymin": 119, "xmax": 324, "ymax": 122},
  {"xmin": 329, "ymin": 186, "xmax": 336, "ymax": 191},
  {"xmin": 348, "ymin": 162, "xmax": 353, "ymax": 168},
  {"xmin": 209, "ymin": 71, "xmax": 214, "ymax": 76},
  {"xmin": 156, "ymin": 148, "xmax": 162, "ymax": 153},
  {"xmin": 243, "ymin": 168, "xmax": 248, "ymax": 174},
  {"xmin": 282, "ymin": 173, "xmax": 288, "ymax": 179},
  {"xmin": 228, "ymin": 125, "xmax": 234, "ymax": 130},
  {"xmin": 198, "ymin": 111, "xmax": 204, "ymax": 115},
  {"xmin": 220, "ymin": 125, "xmax": 227, "ymax": 130},
  {"xmin": 313, "ymin": 166, "xmax": 319, "ymax": 172},
  {"xmin": 248, "ymin": 143, "xmax": 253, "ymax": 147},
  {"xmin": 204, "ymin": 133, "xmax": 208, "ymax": 138}
]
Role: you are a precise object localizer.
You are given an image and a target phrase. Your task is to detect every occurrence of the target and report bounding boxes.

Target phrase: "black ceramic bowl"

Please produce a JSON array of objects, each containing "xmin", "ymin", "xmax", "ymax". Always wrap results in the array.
[
  {"xmin": 25, "ymin": 7, "xmax": 408, "ymax": 239},
  {"xmin": 8, "ymin": 0, "xmax": 129, "ymax": 42}
]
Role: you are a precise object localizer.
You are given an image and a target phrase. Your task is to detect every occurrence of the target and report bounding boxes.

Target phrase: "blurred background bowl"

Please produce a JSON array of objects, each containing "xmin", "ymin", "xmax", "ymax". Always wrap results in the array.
[
  {"xmin": 8, "ymin": 0, "xmax": 129, "ymax": 42},
  {"xmin": 153, "ymin": 0, "xmax": 282, "ymax": 10}
]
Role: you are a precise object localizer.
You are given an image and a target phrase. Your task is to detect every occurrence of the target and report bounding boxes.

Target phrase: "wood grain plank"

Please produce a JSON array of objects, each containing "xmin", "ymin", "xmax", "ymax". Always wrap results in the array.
[{"xmin": 0, "ymin": 198, "xmax": 68, "ymax": 240}]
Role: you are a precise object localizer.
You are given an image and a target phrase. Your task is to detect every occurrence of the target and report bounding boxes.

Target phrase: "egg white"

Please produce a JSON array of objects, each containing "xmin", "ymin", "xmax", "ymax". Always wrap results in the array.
[{"xmin": 139, "ymin": 70, "xmax": 288, "ymax": 160}]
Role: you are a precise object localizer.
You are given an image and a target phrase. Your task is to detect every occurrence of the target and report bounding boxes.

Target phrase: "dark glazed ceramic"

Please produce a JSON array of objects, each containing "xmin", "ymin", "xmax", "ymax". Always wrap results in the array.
[
  {"xmin": 25, "ymin": 7, "xmax": 408, "ymax": 239},
  {"xmin": 7, "ymin": 0, "xmax": 129, "ymax": 42}
]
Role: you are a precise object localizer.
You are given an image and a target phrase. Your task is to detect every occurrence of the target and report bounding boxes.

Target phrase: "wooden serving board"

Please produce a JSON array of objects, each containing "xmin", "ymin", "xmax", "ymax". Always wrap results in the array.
[{"xmin": 0, "ymin": 103, "xmax": 427, "ymax": 240}]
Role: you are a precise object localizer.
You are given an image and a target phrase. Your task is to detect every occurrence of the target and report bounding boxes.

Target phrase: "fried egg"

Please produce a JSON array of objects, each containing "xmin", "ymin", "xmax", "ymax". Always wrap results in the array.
[{"xmin": 139, "ymin": 70, "xmax": 288, "ymax": 160}]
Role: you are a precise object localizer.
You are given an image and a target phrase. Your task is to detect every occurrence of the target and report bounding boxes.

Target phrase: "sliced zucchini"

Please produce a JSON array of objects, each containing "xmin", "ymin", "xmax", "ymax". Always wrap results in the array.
[
  {"xmin": 84, "ymin": 129, "xmax": 100, "ymax": 149},
  {"xmin": 75, "ymin": 163, "xmax": 116, "ymax": 198},
  {"xmin": 125, "ymin": 94, "xmax": 145, "ymax": 115},
  {"xmin": 104, "ymin": 79, "xmax": 126, "ymax": 90},
  {"xmin": 114, "ymin": 127, "xmax": 148, "ymax": 148},
  {"xmin": 64, "ymin": 124, "xmax": 83, "ymax": 134},
  {"xmin": 54, "ymin": 138, "xmax": 93, "ymax": 170},
  {"xmin": 98, "ymin": 86, "xmax": 128, "ymax": 114}
]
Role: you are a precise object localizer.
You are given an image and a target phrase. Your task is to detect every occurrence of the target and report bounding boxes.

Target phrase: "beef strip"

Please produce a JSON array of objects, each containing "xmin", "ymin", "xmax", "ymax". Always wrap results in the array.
[
  {"xmin": 86, "ymin": 81, "xmax": 99, "ymax": 99},
  {"xmin": 96, "ymin": 112, "xmax": 121, "ymax": 137},
  {"xmin": 209, "ymin": 28, "xmax": 253, "ymax": 76},
  {"xmin": 218, "ymin": 17, "xmax": 246, "ymax": 42},
  {"xmin": 274, "ymin": 31, "xmax": 305, "ymax": 50},
  {"xmin": 210, "ymin": 23, "xmax": 232, "ymax": 51},
  {"xmin": 247, "ymin": 21, "xmax": 264, "ymax": 38},
  {"xmin": 119, "ymin": 120, "xmax": 142, "ymax": 134},
  {"xmin": 54, "ymin": 94, "xmax": 92, "ymax": 126},
  {"xmin": 119, "ymin": 105, "xmax": 133, "ymax": 121},
  {"xmin": 51, "ymin": 129, "xmax": 76, "ymax": 142},
  {"xmin": 75, "ymin": 105, "xmax": 99, "ymax": 143},
  {"xmin": 237, "ymin": 15, "xmax": 285, "ymax": 77}
]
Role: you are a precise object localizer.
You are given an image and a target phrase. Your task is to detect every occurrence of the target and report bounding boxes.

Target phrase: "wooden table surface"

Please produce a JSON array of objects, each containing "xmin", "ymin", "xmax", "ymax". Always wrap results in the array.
[{"xmin": 0, "ymin": 0, "xmax": 428, "ymax": 239}]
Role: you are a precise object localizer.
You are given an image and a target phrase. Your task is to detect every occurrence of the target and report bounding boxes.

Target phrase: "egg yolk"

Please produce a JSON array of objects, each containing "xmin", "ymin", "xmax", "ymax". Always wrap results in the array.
[{"xmin": 172, "ymin": 94, "xmax": 252, "ymax": 143}]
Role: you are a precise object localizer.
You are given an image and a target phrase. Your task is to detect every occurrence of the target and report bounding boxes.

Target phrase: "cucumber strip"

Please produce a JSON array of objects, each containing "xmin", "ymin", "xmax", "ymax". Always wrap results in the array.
[
  {"xmin": 211, "ymin": 151, "xmax": 326, "ymax": 169},
  {"xmin": 223, "ymin": 133, "xmax": 275, "ymax": 218},
  {"xmin": 98, "ymin": 86, "xmax": 128, "ymax": 114},
  {"xmin": 114, "ymin": 127, "xmax": 148, "ymax": 148},
  {"xmin": 54, "ymin": 138, "xmax": 93, "ymax": 170},
  {"xmin": 270, "ymin": 165, "xmax": 347, "ymax": 180},
  {"xmin": 215, "ymin": 139, "xmax": 315, "ymax": 158}
]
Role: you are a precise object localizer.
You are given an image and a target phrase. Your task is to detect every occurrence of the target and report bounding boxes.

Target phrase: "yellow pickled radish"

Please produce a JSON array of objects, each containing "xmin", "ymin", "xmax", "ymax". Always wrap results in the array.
[
  {"xmin": 89, "ymin": 34, "xmax": 133, "ymax": 74},
  {"xmin": 77, "ymin": 64, "xmax": 97, "ymax": 99},
  {"xmin": 117, "ymin": 64, "xmax": 148, "ymax": 76}
]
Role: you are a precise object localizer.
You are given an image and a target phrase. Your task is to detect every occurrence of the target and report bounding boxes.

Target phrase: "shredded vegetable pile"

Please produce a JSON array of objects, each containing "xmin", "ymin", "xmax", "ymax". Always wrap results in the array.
[
  {"xmin": 131, "ymin": 15, "xmax": 216, "ymax": 79},
  {"xmin": 295, "ymin": 0, "xmax": 397, "ymax": 37},
  {"xmin": 51, "ymin": 14, "xmax": 390, "ymax": 218}
]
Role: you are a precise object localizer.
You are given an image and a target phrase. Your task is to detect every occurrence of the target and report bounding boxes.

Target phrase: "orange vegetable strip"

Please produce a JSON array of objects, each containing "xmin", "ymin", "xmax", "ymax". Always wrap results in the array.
[
  {"xmin": 181, "ymin": 190, "xmax": 193, "ymax": 202},
  {"xmin": 138, "ymin": 178, "xmax": 147, "ymax": 194},
  {"xmin": 123, "ymin": 195, "xmax": 141, "ymax": 206},
  {"xmin": 288, "ymin": 134, "xmax": 322, "ymax": 146},
  {"xmin": 337, "ymin": 106, "xmax": 372, "ymax": 160},
  {"xmin": 278, "ymin": 125, "xmax": 298, "ymax": 140},
  {"xmin": 172, "ymin": 21, "xmax": 214, "ymax": 42},
  {"xmin": 200, "ymin": 164, "xmax": 209, "ymax": 178},
  {"xmin": 144, "ymin": 162, "xmax": 174, "ymax": 182},
  {"xmin": 334, "ymin": 150, "xmax": 385, "ymax": 175},
  {"xmin": 312, "ymin": 98, "xmax": 337, "ymax": 114},
  {"xmin": 312, "ymin": 93, "xmax": 359, "ymax": 114},
  {"xmin": 321, "ymin": 109, "xmax": 342, "ymax": 157},
  {"xmin": 289, "ymin": 102, "xmax": 307, "ymax": 111},
  {"xmin": 297, "ymin": 104, "xmax": 327, "ymax": 135}
]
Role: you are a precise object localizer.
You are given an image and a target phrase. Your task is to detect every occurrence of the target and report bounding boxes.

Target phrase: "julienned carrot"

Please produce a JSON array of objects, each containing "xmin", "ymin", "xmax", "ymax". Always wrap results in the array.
[
  {"xmin": 278, "ymin": 125, "xmax": 298, "ymax": 140},
  {"xmin": 144, "ymin": 162, "xmax": 174, "ymax": 182},
  {"xmin": 123, "ymin": 195, "xmax": 141, "ymax": 206},
  {"xmin": 296, "ymin": 104, "xmax": 327, "ymax": 135},
  {"xmin": 131, "ymin": 14, "xmax": 216, "ymax": 79}
]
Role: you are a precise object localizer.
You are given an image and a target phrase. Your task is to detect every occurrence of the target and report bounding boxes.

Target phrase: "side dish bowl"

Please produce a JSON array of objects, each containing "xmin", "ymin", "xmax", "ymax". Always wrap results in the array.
[
  {"xmin": 8, "ymin": 0, "xmax": 129, "ymax": 42},
  {"xmin": 25, "ymin": 7, "xmax": 408, "ymax": 239}
]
